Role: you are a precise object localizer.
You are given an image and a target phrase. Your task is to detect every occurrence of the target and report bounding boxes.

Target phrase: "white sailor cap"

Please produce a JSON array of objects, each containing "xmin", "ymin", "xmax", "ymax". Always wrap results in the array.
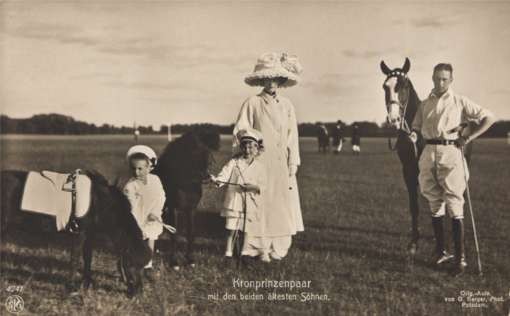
[
  {"xmin": 126, "ymin": 145, "xmax": 158, "ymax": 168},
  {"xmin": 236, "ymin": 129, "xmax": 264, "ymax": 147}
]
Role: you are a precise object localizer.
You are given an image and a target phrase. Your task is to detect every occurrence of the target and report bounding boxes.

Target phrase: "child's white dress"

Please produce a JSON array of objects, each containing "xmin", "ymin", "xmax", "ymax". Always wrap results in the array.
[
  {"xmin": 123, "ymin": 174, "xmax": 166, "ymax": 240},
  {"xmin": 215, "ymin": 157, "xmax": 267, "ymax": 256}
]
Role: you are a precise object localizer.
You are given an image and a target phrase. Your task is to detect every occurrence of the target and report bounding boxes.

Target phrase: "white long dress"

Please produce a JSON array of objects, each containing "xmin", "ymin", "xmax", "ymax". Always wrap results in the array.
[
  {"xmin": 233, "ymin": 90, "xmax": 304, "ymax": 258},
  {"xmin": 123, "ymin": 174, "xmax": 166, "ymax": 240}
]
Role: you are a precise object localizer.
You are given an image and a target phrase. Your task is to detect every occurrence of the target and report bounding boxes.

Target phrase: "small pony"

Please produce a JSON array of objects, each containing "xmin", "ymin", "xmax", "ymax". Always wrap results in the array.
[
  {"xmin": 153, "ymin": 126, "xmax": 220, "ymax": 269},
  {"xmin": 0, "ymin": 169, "xmax": 151, "ymax": 297}
]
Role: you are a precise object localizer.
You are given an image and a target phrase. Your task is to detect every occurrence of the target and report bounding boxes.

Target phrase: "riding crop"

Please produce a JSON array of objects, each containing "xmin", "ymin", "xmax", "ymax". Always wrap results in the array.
[
  {"xmin": 154, "ymin": 218, "xmax": 177, "ymax": 234},
  {"xmin": 210, "ymin": 177, "xmax": 248, "ymax": 269},
  {"xmin": 460, "ymin": 145, "xmax": 483, "ymax": 276},
  {"xmin": 450, "ymin": 123, "xmax": 483, "ymax": 276}
]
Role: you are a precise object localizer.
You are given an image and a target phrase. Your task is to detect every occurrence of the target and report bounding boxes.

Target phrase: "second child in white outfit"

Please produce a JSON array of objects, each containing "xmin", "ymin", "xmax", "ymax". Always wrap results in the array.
[{"xmin": 211, "ymin": 129, "xmax": 269, "ymax": 262}]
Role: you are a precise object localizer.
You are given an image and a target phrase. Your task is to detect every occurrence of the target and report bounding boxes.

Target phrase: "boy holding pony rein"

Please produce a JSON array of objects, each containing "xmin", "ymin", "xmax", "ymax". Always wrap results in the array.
[{"xmin": 123, "ymin": 145, "xmax": 166, "ymax": 279}]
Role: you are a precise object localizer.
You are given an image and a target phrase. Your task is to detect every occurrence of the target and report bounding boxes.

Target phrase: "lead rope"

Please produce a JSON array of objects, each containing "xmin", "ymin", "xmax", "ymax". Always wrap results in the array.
[{"xmin": 233, "ymin": 162, "xmax": 249, "ymax": 269}]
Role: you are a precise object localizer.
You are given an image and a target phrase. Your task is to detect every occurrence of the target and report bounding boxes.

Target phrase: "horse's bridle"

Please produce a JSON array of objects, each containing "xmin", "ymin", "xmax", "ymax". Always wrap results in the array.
[{"xmin": 385, "ymin": 74, "xmax": 414, "ymax": 151}]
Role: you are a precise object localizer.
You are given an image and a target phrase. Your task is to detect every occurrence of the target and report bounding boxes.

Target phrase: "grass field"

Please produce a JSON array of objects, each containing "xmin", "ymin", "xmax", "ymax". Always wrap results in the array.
[{"xmin": 1, "ymin": 135, "xmax": 509, "ymax": 315}]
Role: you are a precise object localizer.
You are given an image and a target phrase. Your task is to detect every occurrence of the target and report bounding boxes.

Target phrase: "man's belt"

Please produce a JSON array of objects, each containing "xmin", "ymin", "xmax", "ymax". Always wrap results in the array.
[{"xmin": 425, "ymin": 139, "xmax": 457, "ymax": 145}]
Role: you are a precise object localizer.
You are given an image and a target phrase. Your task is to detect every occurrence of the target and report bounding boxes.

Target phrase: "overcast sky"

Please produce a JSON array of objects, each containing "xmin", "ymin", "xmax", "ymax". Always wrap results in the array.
[{"xmin": 2, "ymin": 1, "xmax": 509, "ymax": 128}]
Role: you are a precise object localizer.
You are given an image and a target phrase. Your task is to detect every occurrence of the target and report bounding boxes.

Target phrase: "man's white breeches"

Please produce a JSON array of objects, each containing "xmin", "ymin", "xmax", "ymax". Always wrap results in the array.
[{"xmin": 418, "ymin": 145, "xmax": 469, "ymax": 219}]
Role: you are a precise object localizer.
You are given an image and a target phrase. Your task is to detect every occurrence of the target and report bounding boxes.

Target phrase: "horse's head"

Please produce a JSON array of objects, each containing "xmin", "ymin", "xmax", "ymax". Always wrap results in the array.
[
  {"xmin": 195, "ymin": 126, "xmax": 221, "ymax": 151},
  {"xmin": 84, "ymin": 170, "xmax": 151, "ymax": 297},
  {"xmin": 380, "ymin": 58, "xmax": 412, "ymax": 129}
]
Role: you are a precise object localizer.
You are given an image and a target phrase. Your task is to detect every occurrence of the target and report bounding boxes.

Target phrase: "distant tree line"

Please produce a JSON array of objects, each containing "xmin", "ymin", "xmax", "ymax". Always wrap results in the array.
[{"xmin": 1, "ymin": 113, "xmax": 509, "ymax": 138}]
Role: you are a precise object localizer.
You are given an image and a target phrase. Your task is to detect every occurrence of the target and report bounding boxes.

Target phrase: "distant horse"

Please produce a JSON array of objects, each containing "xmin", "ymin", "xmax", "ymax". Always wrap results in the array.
[
  {"xmin": 380, "ymin": 58, "xmax": 472, "ymax": 254},
  {"xmin": 317, "ymin": 124, "xmax": 330, "ymax": 153},
  {"xmin": 153, "ymin": 127, "xmax": 220, "ymax": 269},
  {"xmin": 0, "ymin": 169, "xmax": 151, "ymax": 297}
]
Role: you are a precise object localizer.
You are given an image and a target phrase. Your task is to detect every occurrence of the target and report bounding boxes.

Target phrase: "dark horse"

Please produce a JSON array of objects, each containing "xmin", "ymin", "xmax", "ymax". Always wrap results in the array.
[
  {"xmin": 380, "ymin": 58, "xmax": 473, "ymax": 254},
  {"xmin": 153, "ymin": 127, "xmax": 220, "ymax": 269},
  {"xmin": 0, "ymin": 169, "xmax": 151, "ymax": 297}
]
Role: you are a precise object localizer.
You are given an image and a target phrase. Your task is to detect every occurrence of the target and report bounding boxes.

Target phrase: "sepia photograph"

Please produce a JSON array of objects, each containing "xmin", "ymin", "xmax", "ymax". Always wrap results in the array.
[{"xmin": 1, "ymin": 1, "xmax": 509, "ymax": 315}]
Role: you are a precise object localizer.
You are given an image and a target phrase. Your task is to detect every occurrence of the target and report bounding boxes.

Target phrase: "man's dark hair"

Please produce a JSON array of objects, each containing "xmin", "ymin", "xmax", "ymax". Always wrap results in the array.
[{"xmin": 433, "ymin": 63, "xmax": 453, "ymax": 75}]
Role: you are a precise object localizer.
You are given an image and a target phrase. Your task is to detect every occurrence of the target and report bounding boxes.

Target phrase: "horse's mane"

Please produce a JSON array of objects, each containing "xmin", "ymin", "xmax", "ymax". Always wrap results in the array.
[
  {"xmin": 404, "ymin": 79, "xmax": 421, "ymax": 127},
  {"xmin": 83, "ymin": 170, "xmax": 145, "ymax": 242},
  {"xmin": 153, "ymin": 127, "xmax": 220, "ymax": 184},
  {"xmin": 159, "ymin": 127, "xmax": 220, "ymax": 157}
]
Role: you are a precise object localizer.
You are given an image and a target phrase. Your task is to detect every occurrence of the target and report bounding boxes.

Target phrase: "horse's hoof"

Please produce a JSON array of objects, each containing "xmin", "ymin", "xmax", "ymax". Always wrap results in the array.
[{"xmin": 172, "ymin": 265, "xmax": 180, "ymax": 271}]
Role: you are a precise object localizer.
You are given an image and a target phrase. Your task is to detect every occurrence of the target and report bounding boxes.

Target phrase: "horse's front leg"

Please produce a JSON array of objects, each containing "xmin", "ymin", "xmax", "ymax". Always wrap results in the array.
[
  {"xmin": 81, "ymin": 235, "xmax": 94, "ymax": 290},
  {"xmin": 68, "ymin": 232, "xmax": 86, "ymax": 291},
  {"xmin": 167, "ymin": 205, "xmax": 180, "ymax": 270},
  {"xmin": 403, "ymin": 165, "xmax": 420, "ymax": 254},
  {"xmin": 185, "ymin": 205, "xmax": 195, "ymax": 267}
]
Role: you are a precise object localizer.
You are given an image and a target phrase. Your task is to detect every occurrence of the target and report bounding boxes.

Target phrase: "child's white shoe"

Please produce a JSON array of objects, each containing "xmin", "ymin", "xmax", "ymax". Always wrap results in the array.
[
  {"xmin": 270, "ymin": 252, "xmax": 282, "ymax": 260},
  {"xmin": 260, "ymin": 253, "xmax": 271, "ymax": 263},
  {"xmin": 144, "ymin": 260, "xmax": 153, "ymax": 269},
  {"xmin": 225, "ymin": 251, "xmax": 233, "ymax": 258}
]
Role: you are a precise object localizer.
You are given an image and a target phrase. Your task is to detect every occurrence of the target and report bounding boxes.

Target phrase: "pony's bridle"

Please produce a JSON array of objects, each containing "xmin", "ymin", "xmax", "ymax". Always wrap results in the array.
[
  {"xmin": 384, "ymin": 73, "xmax": 416, "ymax": 153},
  {"xmin": 385, "ymin": 73, "xmax": 412, "ymax": 135}
]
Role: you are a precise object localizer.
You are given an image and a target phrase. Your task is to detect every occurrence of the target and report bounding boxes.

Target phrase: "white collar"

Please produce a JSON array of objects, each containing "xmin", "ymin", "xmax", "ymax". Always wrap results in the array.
[
  {"xmin": 430, "ymin": 88, "xmax": 453, "ymax": 99},
  {"xmin": 259, "ymin": 90, "xmax": 280, "ymax": 104}
]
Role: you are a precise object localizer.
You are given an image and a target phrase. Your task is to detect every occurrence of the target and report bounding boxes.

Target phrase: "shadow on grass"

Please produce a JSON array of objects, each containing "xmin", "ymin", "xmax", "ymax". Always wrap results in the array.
[
  {"xmin": 0, "ymin": 250, "xmax": 118, "ymax": 279},
  {"xmin": 293, "ymin": 228, "xmax": 437, "ymax": 272},
  {"xmin": 306, "ymin": 222, "xmax": 405, "ymax": 239}
]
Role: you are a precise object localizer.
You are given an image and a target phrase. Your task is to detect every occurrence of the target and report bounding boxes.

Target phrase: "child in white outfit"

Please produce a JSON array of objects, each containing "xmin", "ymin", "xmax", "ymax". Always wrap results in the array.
[
  {"xmin": 211, "ymin": 129, "xmax": 269, "ymax": 262},
  {"xmin": 123, "ymin": 146, "xmax": 166, "ymax": 272}
]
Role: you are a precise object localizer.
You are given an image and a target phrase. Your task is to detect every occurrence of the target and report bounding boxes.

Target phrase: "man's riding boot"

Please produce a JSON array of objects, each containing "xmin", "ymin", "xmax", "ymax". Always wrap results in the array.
[
  {"xmin": 452, "ymin": 218, "xmax": 467, "ymax": 276},
  {"xmin": 432, "ymin": 216, "xmax": 453, "ymax": 265}
]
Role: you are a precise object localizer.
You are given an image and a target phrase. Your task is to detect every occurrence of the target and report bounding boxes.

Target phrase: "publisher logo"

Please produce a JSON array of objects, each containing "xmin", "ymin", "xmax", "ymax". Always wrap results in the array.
[{"xmin": 5, "ymin": 295, "xmax": 24, "ymax": 314}]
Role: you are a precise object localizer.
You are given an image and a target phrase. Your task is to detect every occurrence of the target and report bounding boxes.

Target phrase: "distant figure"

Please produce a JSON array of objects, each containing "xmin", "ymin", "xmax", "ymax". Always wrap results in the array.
[
  {"xmin": 331, "ymin": 121, "xmax": 344, "ymax": 154},
  {"xmin": 317, "ymin": 122, "xmax": 330, "ymax": 153},
  {"xmin": 351, "ymin": 123, "xmax": 361, "ymax": 155},
  {"xmin": 134, "ymin": 129, "xmax": 140, "ymax": 143}
]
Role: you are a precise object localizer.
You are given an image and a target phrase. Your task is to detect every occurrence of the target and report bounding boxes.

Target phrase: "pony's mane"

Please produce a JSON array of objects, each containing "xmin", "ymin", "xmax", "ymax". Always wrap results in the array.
[
  {"xmin": 159, "ymin": 127, "xmax": 220, "ymax": 158},
  {"xmin": 109, "ymin": 186, "xmax": 145, "ymax": 241},
  {"xmin": 154, "ymin": 127, "xmax": 220, "ymax": 182},
  {"xmin": 83, "ymin": 169, "xmax": 144, "ymax": 242}
]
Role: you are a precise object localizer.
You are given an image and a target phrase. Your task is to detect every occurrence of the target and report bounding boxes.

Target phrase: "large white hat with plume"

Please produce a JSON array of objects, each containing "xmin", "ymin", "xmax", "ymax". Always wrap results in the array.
[{"xmin": 244, "ymin": 52, "xmax": 303, "ymax": 88}]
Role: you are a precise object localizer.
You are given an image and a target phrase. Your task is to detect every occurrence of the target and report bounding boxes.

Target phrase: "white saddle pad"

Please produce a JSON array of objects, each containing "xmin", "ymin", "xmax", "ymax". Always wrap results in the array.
[{"xmin": 21, "ymin": 171, "xmax": 92, "ymax": 231}]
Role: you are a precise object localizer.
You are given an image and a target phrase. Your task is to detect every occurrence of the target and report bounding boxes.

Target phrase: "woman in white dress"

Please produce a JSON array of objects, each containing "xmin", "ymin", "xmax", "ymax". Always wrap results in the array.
[{"xmin": 233, "ymin": 52, "xmax": 304, "ymax": 260}]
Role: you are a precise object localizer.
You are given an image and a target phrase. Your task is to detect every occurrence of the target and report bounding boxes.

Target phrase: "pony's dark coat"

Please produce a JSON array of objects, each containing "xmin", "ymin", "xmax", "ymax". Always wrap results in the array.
[
  {"xmin": 153, "ymin": 127, "xmax": 220, "ymax": 267},
  {"xmin": 0, "ymin": 169, "xmax": 151, "ymax": 296}
]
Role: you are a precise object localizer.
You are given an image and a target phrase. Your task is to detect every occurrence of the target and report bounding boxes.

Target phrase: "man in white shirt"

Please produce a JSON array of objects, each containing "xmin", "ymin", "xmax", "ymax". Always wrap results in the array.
[{"xmin": 411, "ymin": 63, "xmax": 496, "ymax": 275}]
